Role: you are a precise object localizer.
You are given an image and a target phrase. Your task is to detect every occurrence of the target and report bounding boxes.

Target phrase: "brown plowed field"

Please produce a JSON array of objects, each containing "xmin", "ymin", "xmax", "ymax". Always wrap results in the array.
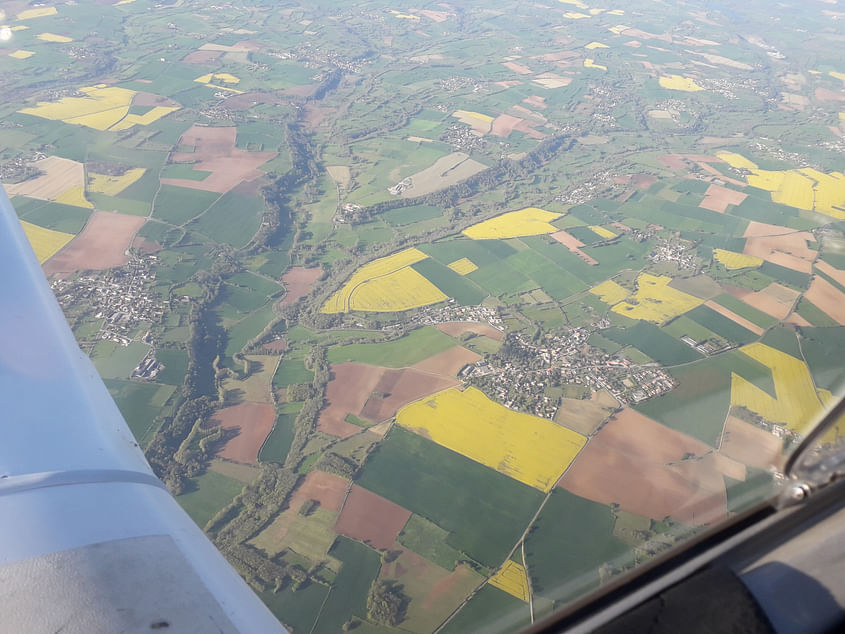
[
  {"xmin": 132, "ymin": 236, "xmax": 161, "ymax": 254},
  {"xmin": 720, "ymin": 416, "xmax": 783, "ymax": 470},
  {"xmin": 815, "ymin": 260, "xmax": 845, "ymax": 287},
  {"xmin": 704, "ymin": 300, "xmax": 764, "ymax": 335},
  {"xmin": 263, "ymin": 337, "xmax": 287, "ymax": 353},
  {"xmin": 162, "ymin": 125, "xmax": 276, "ymax": 194},
  {"xmin": 743, "ymin": 221, "xmax": 794, "ymax": 237},
  {"xmin": 360, "ymin": 369, "xmax": 458, "ymax": 422},
  {"xmin": 699, "ymin": 184, "xmax": 747, "ymax": 212},
  {"xmin": 412, "ymin": 346, "xmax": 481, "ymax": 376},
  {"xmin": 804, "ymin": 276, "xmax": 845, "ymax": 325},
  {"xmin": 435, "ymin": 321, "xmax": 503, "ymax": 340},
  {"xmin": 279, "ymin": 266, "xmax": 322, "ymax": 307},
  {"xmin": 554, "ymin": 396, "xmax": 615, "ymax": 435},
  {"xmin": 523, "ymin": 95, "xmax": 547, "ymax": 109},
  {"xmin": 289, "ymin": 470, "xmax": 350, "ymax": 513},
  {"xmin": 725, "ymin": 283, "xmax": 800, "ymax": 320},
  {"xmin": 743, "ymin": 227, "xmax": 817, "ymax": 273},
  {"xmin": 213, "ymin": 401, "xmax": 275, "ymax": 464},
  {"xmin": 182, "ymin": 50, "xmax": 222, "ymax": 64},
  {"xmin": 551, "ymin": 230, "xmax": 599, "ymax": 265},
  {"xmin": 335, "ymin": 485, "xmax": 411, "ymax": 550},
  {"xmin": 786, "ymin": 313, "xmax": 813, "ymax": 327},
  {"xmin": 491, "ymin": 114, "xmax": 524, "ymax": 137},
  {"xmin": 43, "ymin": 211, "xmax": 145, "ymax": 276},
  {"xmin": 559, "ymin": 408, "xmax": 729, "ymax": 525},
  {"xmin": 503, "ymin": 61, "xmax": 533, "ymax": 75},
  {"xmin": 318, "ymin": 363, "xmax": 384, "ymax": 438}
]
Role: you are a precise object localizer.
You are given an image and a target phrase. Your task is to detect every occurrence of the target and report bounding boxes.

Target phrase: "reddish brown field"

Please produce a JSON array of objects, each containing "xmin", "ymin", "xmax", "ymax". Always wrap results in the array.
[
  {"xmin": 182, "ymin": 50, "xmax": 222, "ymax": 64},
  {"xmin": 726, "ymin": 283, "xmax": 800, "ymax": 320},
  {"xmin": 815, "ymin": 88, "xmax": 845, "ymax": 102},
  {"xmin": 360, "ymin": 369, "xmax": 458, "ymax": 422},
  {"xmin": 213, "ymin": 401, "xmax": 275, "ymax": 464},
  {"xmin": 43, "ymin": 211, "xmax": 145, "ymax": 276},
  {"xmin": 804, "ymin": 276, "xmax": 845, "ymax": 325},
  {"xmin": 279, "ymin": 266, "xmax": 322, "ymax": 307},
  {"xmin": 335, "ymin": 485, "xmax": 412, "ymax": 550},
  {"xmin": 742, "ymin": 221, "xmax": 794, "ymax": 237},
  {"xmin": 132, "ymin": 92, "xmax": 180, "ymax": 108},
  {"xmin": 551, "ymin": 230, "xmax": 599, "ymax": 265},
  {"xmin": 131, "ymin": 236, "xmax": 161, "ymax": 254},
  {"xmin": 263, "ymin": 337, "xmax": 287, "ymax": 353},
  {"xmin": 161, "ymin": 125, "xmax": 276, "ymax": 194},
  {"xmin": 523, "ymin": 95, "xmax": 547, "ymax": 109},
  {"xmin": 559, "ymin": 408, "xmax": 729, "ymax": 525},
  {"xmin": 786, "ymin": 313, "xmax": 813, "ymax": 327},
  {"xmin": 720, "ymin": 416, "xmax": 783, "ymax": 470},
  {"xmin": 491, "ymin": 114, "xmax": 524, "ymax": 137},
  {"xmin": 514, "ymin": 120, "xmax": 547, "ymax": 139},
  {"xmin": 743, "ymin": 226, "xmax": 817, "ymax": 273},
  {"xmin": 503, "ymin": 61, "xmax": 533, "ymax": 75},
  {"xmin": 614, "ymin": 174, "xmax": 657, "ymax": 189},
  {"xmin": 435, "ymin": 321, "xmax": 504, "ymax": 341},
  {"xmin": 412, "ymin": 346, "xmax": 481, "ymax": 376},
  {"xmin": 318, "ymin": 363, "xmax": 385, "ymax": 438},
  {"xmin": 288, "ymin": 470, "xmax": 349, "ymax": 514},
  {"xmin": 699, "ymin": 184, "xmax": 747, "ymax": 212},
  {"xmin": 704, "ymin": 300, "xmax": 764, "ymax": 335}
]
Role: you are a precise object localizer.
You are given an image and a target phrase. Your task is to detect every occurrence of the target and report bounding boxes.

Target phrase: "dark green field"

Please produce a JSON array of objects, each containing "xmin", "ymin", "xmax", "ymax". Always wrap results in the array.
[
  {"xmin": 327, "ymin": 327, "xmax": 457, "ymax": 367},
  {"xmin": 412, "ymin": 258, "xmax": 488, "ymax": 305},
  {"xmin": 711, "ymin": 293, "xmax": 779, "ymax": 328},
  {"xmin": 441, "ymin": 585, "xmax": 530, "ymax": 634},
  {"xmin": 189, "ymin": 191, "xmax": 265, "ymax": 248},
  {"xmin": 798, "ymin": 327, "xmax": 845, "ymax": 391},
  {"xmin": 259, "ymin": 402, "xmax": 303, "ymax": 464},
  {"xmin": 356, "ymin": 427, "xmax": 543, "ymax": 567},
  {"xmin": 273, "ymin": 358, "xmax": 314, "ymax": 388},
  {"xmin": 222, "ymin": 304, "xmax": 277, "ymax": 365},
  {"xmin": 153, "ymin": 185, "xmax": 219, "ymax": 225},
  {"xmin": 221, "ymin": 282, "xmax": 269, "ymax": 314},
  {"xmin": 398, "ymin": 514, "xmax": 462, "ymax": 571},
  {"xmin": 104, "ymin": 379, "xmax": 175, "ymax": 445},
  {"xmin": 259, "ymin": 583, "xmax": 330, "ymax": 634},
  {"xmin": 155, "ymin": 348, "xmax": 189, "ymax": 386},
  {"xmin": 177, "ymin": 470, "xmax": 244, "ymax": 528},
  {"xmin": 604, "ymin": 322, "xmax": 702, "ymax": 366},
  {"xmin": 796, "ymin": 298, "xmax": 839, "ymax": 327},
  {"xmin": 383, "ymin": 204, "xmax": 443, "ymax": 226},
  {"xmin": 525, "ymin": 489, "xmax": 629, "ymax": 605},
  {"xmin": 685, "ymin": 305, "xmax": 758, "ymax": 345},
  {"xmin": 14, "ymin": 197, "xmax": 92, "ymax": 233}
]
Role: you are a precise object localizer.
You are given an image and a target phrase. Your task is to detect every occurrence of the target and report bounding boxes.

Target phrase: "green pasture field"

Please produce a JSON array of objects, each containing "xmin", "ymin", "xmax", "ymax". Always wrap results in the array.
[
  {"xmin": 153, "ymin": 185, "xmax": 219, "ymax": 225},
  {"xmin": 312, "ymin": 537, "xmax": 382, "ymax": 634},
  {"xmin": 760, "ymin": 327, "xmax": 802, "ymax": 358},
  {"xmin": 273, "ymin": 357, "xmax": 314, "ymax": 388},
  {"xmin": 356, "ymin": 427, "xmax": 543, "ymax": 567},
  {"xmin": 661, "ymin": 316, "xmax": 719, "ymax": 344},
  {"xmin": 759, "ymin": 261, "xmax": 810, "ymax": 290},
  {"xmin": 222, "ymin": 304, "xmax": 276, "ymax": 366},
  {"xmin": 259, "ymin": 583, "xmax": 330, "ymax": 634},
  {"xmin": 177, "ymin": 470, "xmax": 244, "ymax": 528},
  {"xmin": 88, "ymin": 193, "xmax": 150, "ymax": 216},
  {"xmin": 636, "ymin": 350, "xmax": 775, "ymax": 446},
  {"xmin": 229, "ymin": 271, "xmax": 280, "ymax": 295},
  {"xmin": 710, "ymin": 294, "xmax": 778, "ymax": 328},
  {"xmin": 603, "ymin": 322, "xmax": 702, "ymax": 366},
  {"xmin": 796, "ymin": 298, "xmax": 839, "ymax": 327},
  {"xmin": 327, "ymin": 327, "xmax": 456, "ymax": 367},
  {"xmin": 441, "ymin": 585, "xmax": 530, "ymax": 634},
  {"xmin": 382, "ymin": 204, "xmax": 443, "ymax": 226},
  {"xmin": 13, "ymin": 197, "xmax": 91, "ymax": 234},
  {"xmin": 92, "ymin": 341, "xmax": 149, "ymax": 379},
  {"xmin": 104, "ymin": 379, "xmax": 175, "ymax": 446},
  {"xmin": 412, "ymin": 258, "xmax": 488, "ymax": 305},
  {"xmin": 525, "ymin": 489, "xmax": 629, "ymax": 604},
  {"xmin": 221, "ymin": 282, "xmax": 269, "ymax": 314},
  {"xmin": 419, "ymin": 238, "xmax": 511, "ymax": 269},
  {"xmin": 161, "ymin": 164, "xmax": 212, "ymax": 181},
  {"xmin": 153, "ymin": 348, "xmax": 189, "ymax": 386},
  {"xmin": 797, "ymin": 327, "xmax": 845, "ymax": 391},
  {"xmin": 685, "ymin": 305, "xmax": 758, "ymax": 345},
  {"xmin": 398, "ymin": 514, "xmax": 462, "ymax": 571}
]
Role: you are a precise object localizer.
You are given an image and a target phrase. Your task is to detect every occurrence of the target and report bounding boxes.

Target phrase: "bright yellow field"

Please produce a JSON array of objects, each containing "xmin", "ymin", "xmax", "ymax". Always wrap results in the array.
[
  {"xmin": 611, "ymin": 273, "xmax": 703, "ymax": 323},
  {"xmin": 9, "ymin": 50, "xmax": 35, "ymax": 59},
  {"xmin": 397, "ymin": 387, "xmax": 587, "ymax": 492},
  {"xmin": 195, "ymin": 73, "xmax": 240, "ymax": 84},
  {"xmin": 55, "ymin": 185, "xmax": 93, "ymax": 209},
  {"xmin": 17, "ymin": 7, "xmax": 57, "ymax": 19},
  {"xmin": 111, "ymin": 106, "xmax": 180, "ymax": 131},
  {"xmin": 731, "ymin": 343, "xmax": 825, "ymax": 434},
  {"xmin": 448, "ymin": 257, "xmax": 478, "ymax": 275},
  {"xmin": 559, "ymin": 0, "xmax": 587, "ymax": 9},
  {"xmin": 37, "ymin": 33, "xmax": 72, "ymax": 42},
  {"xmin": 717, "ymin": 153, "xmax": 845, "ymax": 219},
  {"xmin": 585, "ymin": 41, "xmax": 609, "ymax": 49},
  {"xmin": 463, "ymin": 207, "xmax": 563, "ymax": 239},
  {"xmin": 830, "ymin": 71, "xmax": 845, "ymax": 82},
  {"xmin": 19, "ymin": 85, "xmax": 134, "ymax": 130},
  {"xmin": 21, "ymin": 221, "xmax": 74, "ymax": 263},
  {"xmin": 584, "ymin": 58, "xmax": 607, "ymax": 71},
  {"xmin": 564, "ymin": 11, "xmax": 590, "ymax": 18},
  {"xmin": 589, "ymin": 225, "xmax": 617, "ymax": 239},
  {"xmin": 88, "ymin": 168, "xmax": 146, "ymax": 196},
  {"xmin": 590, "ymin": 279, "xmax": 629, "ymax": 305},
  {"xmin": 713, "ymin": 249, "xmax": 763, "ymax": 270},
  {"xmin": 322, "ymin": 248, "xmax": 434, "ymax": 313},
  {"xmin": 489, "ymin": 561, "xmax": 530, "ymax": 602},
  {"xmin": 659, "ymin": 75, "xmax": 704, "ymax": 92},
  {"xmin": 348, "ymin": 267, "xmax": 448, "ymax": 312}
]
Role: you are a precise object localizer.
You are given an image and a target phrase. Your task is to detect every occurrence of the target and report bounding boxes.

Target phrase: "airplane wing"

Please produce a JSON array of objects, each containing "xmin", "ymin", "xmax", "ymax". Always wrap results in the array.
[{"xmin": 0, "ymin": 186, "xmax": 285, "ymax": 632}]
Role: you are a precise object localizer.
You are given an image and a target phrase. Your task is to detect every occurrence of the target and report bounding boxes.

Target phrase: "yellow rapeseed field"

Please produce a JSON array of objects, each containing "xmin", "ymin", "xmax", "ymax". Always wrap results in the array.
[
  {"xmin": 448, "ymin": 257, "xmax": 478, "ymax": 275},
  {"xmin": 585, "ymin": 41, "xmax": 609, "ymax": 49},
  {"xmin": 348, "ymin": 267, "xmax": 448, "ymax": 312},
  {"xmin": 713, "ymin": 249, "xmax": 763, "ymax": 270},
  {"xmin": 659, "ymin": 75, "xmax": 704, "ymax": 92},
  {"xmin": 397, "ymin": 387, "xmax": 587, "ymax": 492},
  {"xmin": 20, "ymin": 221, "xmax": 74, "ymax": 263},
  {"xmin": 389, "ymin": 9, "xmax": 419, "ymax": 19},
  {"xmin": 17, "ymin": 7, "xmax": 58, "ymax": 19},
  {"xmin": 611, "ymin": 273, "xmax": 704, "ymax": 323},
  {"xmin": 9, "ymin": 50, "xmax": 35, "ymax": 59},
  {"xmin": 564, "ymin": 11, "xmax": 591, "ymax": 19},
  {"xmin": 111, "ymin": 106, "xmax": 180, "ymax": 131},
  {"xmin": 20, "ymin": 85, "xmax": 134, "ymax": 131},
  {"xmin": 589, "ymin": 225, "xmax": 617, "ymax": 239},
  {"xmin": 731, "ymin": 343, "xmax": 824, "ymax": 434},
  {"xmin": 717, "ymin": 153, "xmax": 845, "ymax": 219},
  {"xmin": 609, "ymin": 25, "xmax": 630, "ymax": 34},
  {"xmin": 322, "ymin": 248, "xmax": 435, "ymax": 313},
  {"xmin": 37, "ymin": 33, "xmax": 72, "ymax": 42},
  {"xmin": 489, "ymin": 561, "xmax": 530, "ymax": 601},
  {"xmin": 462, "ymin": 207, "xmax": 563, "ymax": 239},
  {"xmin": 584, "ymin": 58, "xmax": 607, "ymax": 71},
  {"xmin": 559, "ymin": 0, "xmax": 588, "ymax": 9},
  {"xmin": 194, "ymin": 73, "xmax": 241, "ymax": 84},
  {"xmin": 88, "ymin": 168, "xmax": 146, "ymax": 196},
  {"xmin": 55, "ymin": 186, "xmax": 93, "ymax": 209},
  {"xmin": 589, "ymin": 279, "xmax": 629, "ymax": 305}
]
